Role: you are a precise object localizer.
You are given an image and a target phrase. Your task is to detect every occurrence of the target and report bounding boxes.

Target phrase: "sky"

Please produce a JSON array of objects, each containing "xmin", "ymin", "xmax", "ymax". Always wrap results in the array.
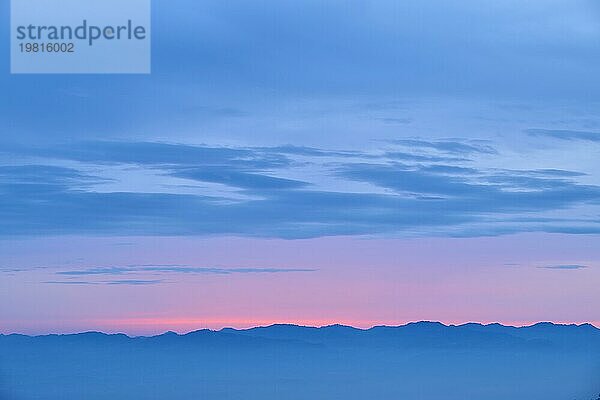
[{"xmin": 1, "ymin": 0, "xmax": 600, "ymax": 335}]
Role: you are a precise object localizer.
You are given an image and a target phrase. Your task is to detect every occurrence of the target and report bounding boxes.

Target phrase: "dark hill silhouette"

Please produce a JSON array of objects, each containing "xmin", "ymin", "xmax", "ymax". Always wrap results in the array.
[{"xmin": 1, "ymin": 322, "xmax": 599, "ymax": 400}]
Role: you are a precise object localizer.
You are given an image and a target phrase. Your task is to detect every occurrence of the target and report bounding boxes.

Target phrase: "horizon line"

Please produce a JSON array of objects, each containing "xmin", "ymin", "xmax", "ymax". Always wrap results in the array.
[{"xmin": 3, "ymin": 320, "xmax": 599, "ymax": 338}]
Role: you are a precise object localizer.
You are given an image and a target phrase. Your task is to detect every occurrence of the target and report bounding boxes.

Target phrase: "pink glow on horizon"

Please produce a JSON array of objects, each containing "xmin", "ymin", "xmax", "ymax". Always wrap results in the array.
[
  {"xmin": 1, "ymin": 233, "xmax": 599, "ymax": 335},
  {"xmin": 4, "ymin": 317, "xmax": 599, "ymax": 336},
  {"xmin": 96, "ymin": 317, "xmax": 600, "ymax": 334}
]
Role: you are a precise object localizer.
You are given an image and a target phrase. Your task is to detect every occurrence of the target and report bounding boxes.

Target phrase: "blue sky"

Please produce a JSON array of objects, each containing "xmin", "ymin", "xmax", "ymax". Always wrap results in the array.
[
  {"xmin": 1, "ymin": 0, "xmax": 600, "ymax": 333},
  {"xmin": 2, "ymin": 0, "xmax": 600, "ymax": 141}
]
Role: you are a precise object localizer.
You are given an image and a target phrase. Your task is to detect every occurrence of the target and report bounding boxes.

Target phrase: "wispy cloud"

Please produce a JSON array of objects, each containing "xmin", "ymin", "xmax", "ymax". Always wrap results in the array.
[
  {"xmin": 526, "ymin": 129, "xmax": 600, "ymax": 143},
  {"xmin": 384, "ymin": 152, "xmax": 468, "ymax": 163},
  {"xmin": 106, "ymin": 280, "xmax": 164, "ymax": 285},
  {"xmin": 170, "ymin": 167, "xmax": 309, "ymax": 190},
  {"xmin": 390, "ymin": 139, "xmax": 497, "ymax": 155},
  {"xmin": 376, "ymin": 117, "xmax": 412, "ymax": 125},
  {"xmin": 44, "ymin": 279, "xmax": 164, "ymax": 285},
  {"xmin": 56, "ymin": 265, "xmax": 317, "ymax": 276},
  {"xmin": 539, "ymin": 264, "xmax": 589, "ymax": 270},
  {"xmin": 1, "ymin": 141, "xmax": 600, "ymax": 239},
  {"xmin": 9, "ymin": 141, "xmax": 292, "ymax": 169},
  {"xmin": 0, "ymin": 165, "xmax": 109, "ymax": 187}
]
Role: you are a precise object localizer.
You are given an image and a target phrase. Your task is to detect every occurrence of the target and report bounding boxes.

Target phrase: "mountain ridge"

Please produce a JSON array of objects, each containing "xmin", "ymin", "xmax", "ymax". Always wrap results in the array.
[
  {"xmin": 2, "ymin": 320, "xmax": 598, "ymax": 338},
  {"xmin": 2, "ymin": 321, "xmax": 598, "ymax": 400}
]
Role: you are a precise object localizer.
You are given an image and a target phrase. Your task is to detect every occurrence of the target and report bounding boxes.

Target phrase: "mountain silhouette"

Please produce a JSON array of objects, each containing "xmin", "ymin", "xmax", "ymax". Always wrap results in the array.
[{"xmin": 1, "ymin": 322, "xmax": 599, "ymax": 400}]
